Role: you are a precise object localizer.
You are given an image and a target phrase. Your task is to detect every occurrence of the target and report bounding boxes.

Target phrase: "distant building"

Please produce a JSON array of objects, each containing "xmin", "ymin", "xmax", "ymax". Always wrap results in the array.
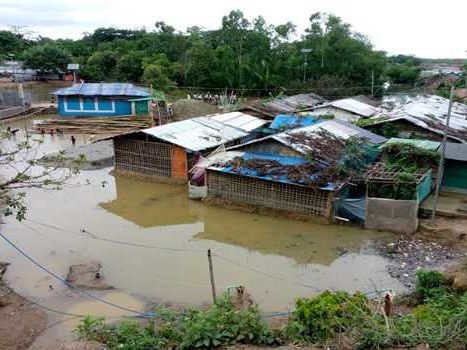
[
  {"xmin": 53, "ymin": 82, "xmax": 151, "ymax": 117},
  {"xmin": 309, "ymin": 98, "xmax": 381, "ymax": 122},
  {"xmin": 240, "ymin": 93, "xmax": 326, "ymax": 119}
]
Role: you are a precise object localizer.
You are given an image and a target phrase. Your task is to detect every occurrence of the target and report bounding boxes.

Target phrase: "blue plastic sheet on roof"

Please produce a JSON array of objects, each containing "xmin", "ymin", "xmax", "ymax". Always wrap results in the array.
[
  {"xmin": 269, "ymin": 114, "xmax": 318, "ymax": 130},
  {"xmin": 53, "ymin": 83, "xmax": 151, "ymax": 97},
  {"xmin": 216, "ymin": 152, "xmax": 337, "ymax": 190}
]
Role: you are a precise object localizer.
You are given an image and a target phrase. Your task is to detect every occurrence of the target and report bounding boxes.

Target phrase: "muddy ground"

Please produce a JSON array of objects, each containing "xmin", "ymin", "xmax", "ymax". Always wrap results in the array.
[
  {"xmin": 39, "ymin": 140, "xmax": 114, "ymax": 170},
  {"xmin": 0, "ymin": 263, "xmax": 47, "ymax": 350},
  {"xmin": 375, "ymin": 217, "xmax": 467, "ymax": 289}
]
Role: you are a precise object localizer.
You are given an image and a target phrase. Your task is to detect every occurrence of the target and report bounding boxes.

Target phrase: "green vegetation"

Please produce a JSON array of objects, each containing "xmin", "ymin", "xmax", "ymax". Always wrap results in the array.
[
  {"xmin": 285, "ymin": 291, "xmax": 370, "ymax": 342},
  {"xmin": 0, "ymin": 11, "xmax": 421, "ymax": 95},
  {"xmin": 76, "ymin": 272, "xmax": 467, "ymax": 349},
  {"xmin": 381, "ymin": 142, "xmax": 439, "ymax": 172},
  {"xmin": 368, "ymin": 142, "xmax": 439, "ymax": 200},
  {"xmin": 76, "ymin": 294, "xmax": 281, "ymax": 349},
  {"xmin": 22, "ymin": 43, "xmax": 72, "ymax": 74}
]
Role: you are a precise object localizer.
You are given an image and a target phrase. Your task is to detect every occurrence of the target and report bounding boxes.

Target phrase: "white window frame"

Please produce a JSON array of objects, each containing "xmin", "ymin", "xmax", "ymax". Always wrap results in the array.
[{"xmin": 64, "ymin": 96, "xmax": 115, "ymax": 113}]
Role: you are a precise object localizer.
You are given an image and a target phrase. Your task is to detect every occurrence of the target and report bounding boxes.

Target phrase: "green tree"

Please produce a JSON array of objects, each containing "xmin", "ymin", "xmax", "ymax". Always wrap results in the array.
[
  {"xmin": 0, "ymin": 30, "xmax": 29, "ymax": 59},
  {"xmin": 22, "ymin": 43, "xmax": 72, "ymax": 73},
  {"xmin": 142, "ymin": 64, "xmax": 174, "ymax": 90},
  {"xmin": 116, "ymin": 51, "xmax": 145, "ymax": 82},
  {"xmin": 81, "ymin": 50, "xmax": 118, "ymax": 81}
]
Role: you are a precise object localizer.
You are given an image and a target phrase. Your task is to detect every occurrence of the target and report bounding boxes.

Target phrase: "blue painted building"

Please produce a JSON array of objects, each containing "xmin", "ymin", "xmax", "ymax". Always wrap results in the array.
[{"xmin": 53, "ymin": 83, "xmax": 151, "ymax": 117}]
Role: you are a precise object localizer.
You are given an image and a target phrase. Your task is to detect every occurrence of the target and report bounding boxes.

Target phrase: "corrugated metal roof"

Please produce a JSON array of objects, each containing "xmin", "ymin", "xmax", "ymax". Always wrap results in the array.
[
  {"xmin": 242, "ymin": 93, "xmax": 326, "ymax": 117},
  {"xmin": 227, "ymin": 119, "xmax": 386, "ymax": 154},
  {"xmin": 313, "ymin": 98, "xmax": 381, "ymax": 117},
  {"xmin": 206, "ymin": 151, "xmax": 337, "ymax": 190},
  {"xmin": 142, "ymin": 117, "xmax": 249, "ymax": 152},
  {"xmin": 273, "ymin": 119, "xmax": 386, "ymax": 154},
  {"xmin": 445, "ymin": 143, "xmax": 467, "ymax": 161},
  {"xmin": 209, "ymin": 112, "xmax": 267, "ymax": 132},
  {"xmin": 53, "ymin": 83, "xmax": 151, "ymax": 97},
  {"xmin": 372, "ymin": 95, "xmax": 467, "ymax": 143},
  {"xmin": 382, "ymin": 138, "xmax": 441, "ymax": 151},
  {"xmin": 269, "ymin": 115, "xmax": 318, "ymax": 130}
]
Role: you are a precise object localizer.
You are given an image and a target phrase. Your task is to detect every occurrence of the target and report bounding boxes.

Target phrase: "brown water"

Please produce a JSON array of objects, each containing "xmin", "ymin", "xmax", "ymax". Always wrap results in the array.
[{"xmin": 0, "ymin": 116, "xmax": 405, "ymax": 345}]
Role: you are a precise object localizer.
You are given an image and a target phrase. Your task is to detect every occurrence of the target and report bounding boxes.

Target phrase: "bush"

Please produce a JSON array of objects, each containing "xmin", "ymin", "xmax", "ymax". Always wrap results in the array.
[
  {"xmin": 358, "ymin": 274, "xmax": 467, "ymax": 349},
  {"xmin": 76, "ymin": 294, "xmax": 281, "ymax": 350},
  {"xmin": 286, "ymin": 291, "xmax": 370, "ymax": 343},
  {"xmin": 179, "ymin": 295, "xmax": 280, "ymax": 349},
  {"xmin": 415, "ymin": 270, "xmax": 446, "ymax": 302}
]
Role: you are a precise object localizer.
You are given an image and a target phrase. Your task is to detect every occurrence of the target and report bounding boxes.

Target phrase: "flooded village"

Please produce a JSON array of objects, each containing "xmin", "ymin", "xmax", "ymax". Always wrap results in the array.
[{"xmin": 0, "ymin": 7, "xmax": 467, "ymax": 350}]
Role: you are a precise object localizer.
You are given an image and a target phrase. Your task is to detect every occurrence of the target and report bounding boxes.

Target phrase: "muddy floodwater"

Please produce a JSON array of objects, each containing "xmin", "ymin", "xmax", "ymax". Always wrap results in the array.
[{"xmin": 0, "ymin": 115, "xmax": 405, "ymax": 347}]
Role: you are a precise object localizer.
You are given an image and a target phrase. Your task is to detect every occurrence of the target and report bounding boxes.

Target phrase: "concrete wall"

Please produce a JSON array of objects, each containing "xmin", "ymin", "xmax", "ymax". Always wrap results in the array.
[{"xmin": 365, "ymin": 197, "xmax": 418, "ymax": 234}]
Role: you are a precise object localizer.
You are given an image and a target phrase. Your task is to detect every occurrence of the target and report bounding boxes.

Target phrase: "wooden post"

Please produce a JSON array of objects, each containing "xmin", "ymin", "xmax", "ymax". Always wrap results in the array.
[{"xmin": 207, "ymin": 249, "xmax": 217, "ymax": 303}]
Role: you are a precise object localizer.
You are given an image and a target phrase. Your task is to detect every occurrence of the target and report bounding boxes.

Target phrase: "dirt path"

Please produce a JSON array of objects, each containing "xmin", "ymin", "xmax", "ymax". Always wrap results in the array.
[{"xmin": 0, "ymin": 263, "xmax": 47, "ymax": 350}]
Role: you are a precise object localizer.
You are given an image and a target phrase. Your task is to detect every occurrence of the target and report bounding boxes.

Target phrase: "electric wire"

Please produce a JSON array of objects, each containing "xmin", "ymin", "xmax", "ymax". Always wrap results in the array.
[{"xmin": 0, "ymin": 231, "xmax": 156, "ymax": 318}]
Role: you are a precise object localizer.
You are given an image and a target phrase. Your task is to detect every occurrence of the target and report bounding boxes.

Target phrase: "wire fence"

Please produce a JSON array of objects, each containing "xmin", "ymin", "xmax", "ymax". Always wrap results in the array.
[{"xmin": 0, "ymin": 219, "xmax": 391, "ymax": 321}]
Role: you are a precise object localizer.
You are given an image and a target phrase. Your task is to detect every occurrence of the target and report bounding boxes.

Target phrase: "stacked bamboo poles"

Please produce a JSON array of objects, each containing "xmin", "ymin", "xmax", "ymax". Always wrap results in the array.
[{"xmin": 33, "ymin": 117, "xmax": 152, "ymax": 135}]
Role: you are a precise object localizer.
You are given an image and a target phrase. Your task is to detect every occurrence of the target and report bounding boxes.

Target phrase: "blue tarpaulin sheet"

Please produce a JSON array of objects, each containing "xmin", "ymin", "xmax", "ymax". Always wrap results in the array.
[
  {"xmin": 269, "ymin": 114, "xmax": 318, "ymax": 130},
  {"xmin": 216, "ymin": 152, "xmax": 337, "ymax": 190},
  {"xmin": 334, "ymin": 197, "xmax": 366, "ymax": 223}
]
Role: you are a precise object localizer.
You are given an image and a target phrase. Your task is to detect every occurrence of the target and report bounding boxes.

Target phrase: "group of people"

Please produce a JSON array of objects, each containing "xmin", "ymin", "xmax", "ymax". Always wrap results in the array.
[
  {"xmin": 38, "ymin": 128, "xmax": 76, "ymax": 145},
  {"xmin": 187, "ymin": 91, "xmax": 238, "ymax": 106}
]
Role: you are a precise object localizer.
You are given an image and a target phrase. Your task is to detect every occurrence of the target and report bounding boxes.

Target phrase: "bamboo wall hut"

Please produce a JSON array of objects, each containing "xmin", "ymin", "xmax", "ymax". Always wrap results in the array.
[
  {"xmin": 204, "ymin": 151, "xmax": 344, "ymax": 219},
  {"xmin": 109, "ymin": 112, "xmax": 266, "ymax": 183}
]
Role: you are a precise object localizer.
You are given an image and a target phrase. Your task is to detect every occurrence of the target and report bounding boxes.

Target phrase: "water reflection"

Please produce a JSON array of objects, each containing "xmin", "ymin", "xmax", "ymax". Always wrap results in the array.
[
  {"xmin": 100, "ymin": 175, "xmax": 200, "ymax": 227},
  {"xmin": 101, "ymin": 174, "xmax": 389, "ymax": 266}
]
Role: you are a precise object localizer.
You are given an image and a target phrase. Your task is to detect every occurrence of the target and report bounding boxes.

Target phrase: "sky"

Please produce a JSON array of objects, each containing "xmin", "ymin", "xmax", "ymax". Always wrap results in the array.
[{"xmin": 1, "ymin": 0, "xmax": 466, "ymax": 59}]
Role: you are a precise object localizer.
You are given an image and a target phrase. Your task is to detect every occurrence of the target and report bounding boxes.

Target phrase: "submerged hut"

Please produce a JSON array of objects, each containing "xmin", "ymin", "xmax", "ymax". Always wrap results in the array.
[
  {"xmin": 193, "ymin": 119, "xmax": 386, "ymax": 219},
  {"xmin": 109, "ymin": 112, "xmax": 266, "ymax": 183},
  {"xmin": 53, "ymin": 82, "xmax": 151, "ymax": 117},
  {"xmin": 204, "ymin": 151, "xmax": 343, "ymax": 219}
]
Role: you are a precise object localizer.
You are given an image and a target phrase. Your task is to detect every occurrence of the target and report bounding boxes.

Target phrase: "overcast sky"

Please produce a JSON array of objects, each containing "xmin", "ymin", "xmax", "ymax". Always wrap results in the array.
[{"xmin": 1, "ymin": 0, "xmax": 466, "ymax": 59}]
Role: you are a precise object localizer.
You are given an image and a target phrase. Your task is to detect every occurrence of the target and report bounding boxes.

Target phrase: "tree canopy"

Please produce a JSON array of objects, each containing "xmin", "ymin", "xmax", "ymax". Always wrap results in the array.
[
  {"xmin": 22, "ymin": 43, "xmax": 72, "ymax": 74},
  {"xmin": 1, "ymin": 10, "xmax": 423, "ymax": 95}
]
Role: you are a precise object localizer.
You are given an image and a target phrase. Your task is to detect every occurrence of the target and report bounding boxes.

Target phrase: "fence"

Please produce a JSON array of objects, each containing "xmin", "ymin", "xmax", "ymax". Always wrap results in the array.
[
  {"xmin": 206, "ymin": 169, "xmax": 333, "ymax": 218},
  {"xmin": 0, "ymin": 91, "xmax": 31, "ymax": 108}
]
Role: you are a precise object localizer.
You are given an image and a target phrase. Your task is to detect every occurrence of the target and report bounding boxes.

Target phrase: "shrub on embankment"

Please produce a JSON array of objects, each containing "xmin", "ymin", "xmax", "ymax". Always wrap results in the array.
[{"xmin": 76, "ymin": 272, "xmax": 467, "ymax": 349}]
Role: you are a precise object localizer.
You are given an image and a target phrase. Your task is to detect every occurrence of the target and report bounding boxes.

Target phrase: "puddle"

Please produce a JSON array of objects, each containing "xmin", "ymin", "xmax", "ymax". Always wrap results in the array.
[{"xmin": 1, "ymin": 115, "xmax": 405, "ymax": 334}]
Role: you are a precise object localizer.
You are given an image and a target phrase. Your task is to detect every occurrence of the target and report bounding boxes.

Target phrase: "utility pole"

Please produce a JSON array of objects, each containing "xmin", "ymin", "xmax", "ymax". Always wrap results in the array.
[
  {"xmin": 301, "ymin": 48, "xmax": 312, "ymax": 84},
  {"xmin": 207, "ymin": 249, "xmax": 216, "ymax": 303},
  {"xmin": 465, "ymin": 50, "xmax": 467, "ymax": 93},
  {"xmin": 371, "ymin": 70, "xmax": 375, "ymax": 97},
  {"xmin": 431, "ymin": 85, "xmax": 455, "ymax": 225}
]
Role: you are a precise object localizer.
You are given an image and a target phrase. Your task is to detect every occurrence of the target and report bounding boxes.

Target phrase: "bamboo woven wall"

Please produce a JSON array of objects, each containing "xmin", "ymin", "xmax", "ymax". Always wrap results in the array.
[
  {"xmin": 114, "ymin": 138, "xmax": 173, "ymax": 178},
  {"xmin": 206, "ymin": 170, "xmax": 332, "ymax": 217}
]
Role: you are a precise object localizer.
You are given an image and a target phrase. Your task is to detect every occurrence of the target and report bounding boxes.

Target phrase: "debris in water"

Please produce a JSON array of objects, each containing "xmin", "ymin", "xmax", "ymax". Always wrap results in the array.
[{"xmin": 66, "ymin": 262, "xmax": 113, "ymax": 290}]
